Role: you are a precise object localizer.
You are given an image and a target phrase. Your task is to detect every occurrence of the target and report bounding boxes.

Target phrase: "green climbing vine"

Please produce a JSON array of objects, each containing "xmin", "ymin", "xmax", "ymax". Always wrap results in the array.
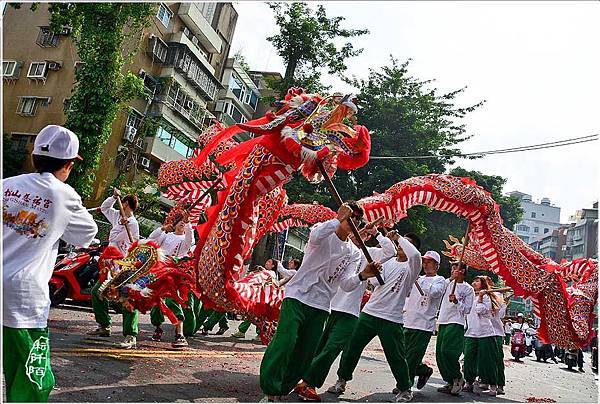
[{"xmin": 44, "ymin": 3, "xmax": 157, "ymax": 199}]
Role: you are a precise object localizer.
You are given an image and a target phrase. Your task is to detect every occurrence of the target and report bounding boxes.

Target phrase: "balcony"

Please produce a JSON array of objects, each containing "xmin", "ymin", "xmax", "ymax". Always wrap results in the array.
[
  {"xmin": 143, "ymin": 135, "xmax": 186, "ymax": 163},
  {"xmin": 177, "ymin": 3, "xmax": 222, "ymax": 54},
  {"xmin": 169, "ymin": 31, "xmax": 215, "ymax": 76}
]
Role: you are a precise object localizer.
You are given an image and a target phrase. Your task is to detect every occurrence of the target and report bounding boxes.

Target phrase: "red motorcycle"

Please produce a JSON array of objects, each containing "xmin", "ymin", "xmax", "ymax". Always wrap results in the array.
[
  {"xmin": 49, "ymin": 241, "xmax": 107, "ymax": 307},
  {"xmin": 511, "ymin": 329, "xmax": 527, "ymax": 361}
]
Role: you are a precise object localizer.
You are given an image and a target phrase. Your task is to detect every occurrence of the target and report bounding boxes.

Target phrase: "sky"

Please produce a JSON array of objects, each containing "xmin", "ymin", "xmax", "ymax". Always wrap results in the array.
[{"xmin": 230, "ymin": 1, "xmax": 600, "ymax": 223}]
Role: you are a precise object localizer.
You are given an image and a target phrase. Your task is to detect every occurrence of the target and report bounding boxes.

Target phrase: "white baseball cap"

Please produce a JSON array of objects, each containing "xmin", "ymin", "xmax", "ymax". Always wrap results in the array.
[
  {"xmin": 422, "ymin": 250, "xmax": 441, "ymax": 264},
  {"xmin": 33, "ymin": 125, "xmax": 82, "ymax": 160}
]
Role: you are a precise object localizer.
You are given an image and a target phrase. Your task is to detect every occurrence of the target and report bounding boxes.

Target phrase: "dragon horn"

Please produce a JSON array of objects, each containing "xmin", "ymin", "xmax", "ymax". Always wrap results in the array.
[
  {"xmin": 443, "ymin": 239, "xmax": 452, "ymax": 249},
  {"xmin": 441, "ymin": 251, "xmax": 453, "ymax": 257},
  {"xmin": 449, "ymin": 235, "xmax": 460, "ymax": 243}
]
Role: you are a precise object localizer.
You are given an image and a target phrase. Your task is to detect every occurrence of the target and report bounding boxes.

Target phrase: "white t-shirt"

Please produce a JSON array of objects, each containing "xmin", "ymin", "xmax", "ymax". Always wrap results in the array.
[
  {"xmin": 504, "ymin": 322, "xmax": 513, "ymax": 334},
  {"xmin": 284, "ymin": 219, "xmax": 362, "ymax": 312},
  {"xmin": 465, "ymin": 293, "xmax": 496, "ymax": 338},
  {"xmin": 491, "ymin": 293, "xmax": 507, "ymax": 337},
  {"xmin": 101, "ymin": 196, "xmax": 140, "ymax": 255},
  {"xmin": 362, "ymin": 235, "xmax": 422, "ymax": 324},
  {"xmin": 403, "ymin": 274, "xmax": 446, "ymax": 332},
  {"xmin": 277, "ymin": 262, "xmax": 297, "ymax": 279},
  {"xmin": 148, "ymin": 223, "xmax": 195, "ymax": 258},
  {"xmin": 437, "ymin": 279, "xmax": 474, "ymax": 327},
  {"xmin": 512, "ymin": 321, "xmax": 530, "ymax": 333},
  {"xmin": 331, "ymin": 234, "xmax": 396, "ymax": 317},
  {"xmin": 3, "ymin": 173, "xmax": 98, "ymax": 328}
]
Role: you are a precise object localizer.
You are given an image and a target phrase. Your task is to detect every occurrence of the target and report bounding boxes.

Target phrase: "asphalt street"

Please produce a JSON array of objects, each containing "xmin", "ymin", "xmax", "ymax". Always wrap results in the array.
[{"xmin": 26, "ymin": 306, "xmax": 600, "ymax": 402}]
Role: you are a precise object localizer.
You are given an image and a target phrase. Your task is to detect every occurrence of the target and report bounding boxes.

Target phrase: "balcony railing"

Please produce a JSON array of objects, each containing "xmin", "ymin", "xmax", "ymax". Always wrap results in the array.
[{"xmin": 177, "ymin": 3, "xmax": 222, "ymax": 54}]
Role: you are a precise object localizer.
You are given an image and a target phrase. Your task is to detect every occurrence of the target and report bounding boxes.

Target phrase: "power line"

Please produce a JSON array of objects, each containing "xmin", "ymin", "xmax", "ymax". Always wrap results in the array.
[{"xmin": 369, "ymin": 134, "xmax": 599, "ymax": 160}]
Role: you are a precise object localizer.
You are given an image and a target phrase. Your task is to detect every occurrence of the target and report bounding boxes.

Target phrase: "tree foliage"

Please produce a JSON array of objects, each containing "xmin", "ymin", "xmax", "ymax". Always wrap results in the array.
[
  {"xmin": 267, "ymin": 2, "xmax": 368, "ymax": 93},
  {"xmin": 43, "ymin": 2, "xmax": 156, "ymax": 199},
  {"xmin": 2, "ymin": 134, "xmax": 27, "ymax": 179}
]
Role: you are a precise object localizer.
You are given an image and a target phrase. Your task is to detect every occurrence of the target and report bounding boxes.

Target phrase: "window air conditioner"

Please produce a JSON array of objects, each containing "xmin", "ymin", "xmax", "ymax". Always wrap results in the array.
[
  {"xmin": 140, "ymin": 157, "xmax": 151, "ymax": 169},
  {"xmin": 191, "ymin": 36, "xmax": 199, "ymax": 46},
  {"xmin": 186, "ymin": 100, "xmax": 194, "ymax": 109},
  {"xmin": 138, "ymin": 69, "xmax": 146, "ymax": 78},
  {"xmin": 182, "ymin": 27, "xmax": 190, "ymax": 37},
  {"xmin": 47, "ymin": 61, "xmax": 62, "ymax": 71},
  {"xmin": 123, "ymin": 126, "xmax": 137, "ymax": 142}
]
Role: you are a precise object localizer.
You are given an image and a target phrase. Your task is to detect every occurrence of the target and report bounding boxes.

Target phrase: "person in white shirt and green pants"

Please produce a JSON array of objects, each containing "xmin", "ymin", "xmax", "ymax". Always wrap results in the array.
[
  {"xmin": 3, "ymin": 125, "xmax": 98, "ymax": 402},
  {"xmin": 87, "ymin": 188, "xmax": 140, "ymax": 349},
  {"xmin": 259, "ymin": 202, "xmax": 382, "ymax": 402},
  {"xmin": 435, "ymin": 262, "xmax": 473, "ymax": 395},
  {"xmin": 295, "ymin": 224, "xmax": 397, "ymax": 401},
  {"xmin": 329, "ymin": 233, "xmax": 423, "ymax": 403},
  {"xmin": 402, "ymin": 250, "xmax": 446, "ymax": 391}
]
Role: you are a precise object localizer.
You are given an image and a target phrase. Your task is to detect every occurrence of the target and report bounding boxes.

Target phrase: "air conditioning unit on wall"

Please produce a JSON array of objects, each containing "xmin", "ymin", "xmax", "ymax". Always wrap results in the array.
[
  {"xmin": 123, "ymin": 126, "xmax": 137, "ymax": 142},
  {"xmin": 47, "ymin": 61, "xmax": 62, "ymax": 71},
  {"xmin": 140, "ymin": 157, "xmax": 151, "ymax": 169}
]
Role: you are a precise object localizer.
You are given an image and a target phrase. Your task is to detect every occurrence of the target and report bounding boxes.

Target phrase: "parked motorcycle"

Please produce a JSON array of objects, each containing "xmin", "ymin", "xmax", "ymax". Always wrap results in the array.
[
  {"xmin": 534, "ymin": 338, "xmax": 555, "ymax": 362},
  {"xmin": 564, "ymin": 349, "xmax": 579, "ymax": 371},
  {"xmin": 511, "ymin": 329, "xmax": 527, "ymax": 361},
  {"xmin": 49, "ymin": 241, "xmax": 106, "ymax": 307}
]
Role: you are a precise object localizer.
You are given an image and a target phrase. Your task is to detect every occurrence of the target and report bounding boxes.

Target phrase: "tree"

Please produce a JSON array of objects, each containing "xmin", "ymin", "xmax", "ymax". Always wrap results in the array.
[
  {"xmin": 2, "ymin": 134, "xmax": 27, "ymax": 178},
  {"xmin": 267, "ymin": 2, "xmax": 368, "ymax": 93},
  {"xmin": 43, "ymin": 3, "xmax": 156, "ymax": 199}
]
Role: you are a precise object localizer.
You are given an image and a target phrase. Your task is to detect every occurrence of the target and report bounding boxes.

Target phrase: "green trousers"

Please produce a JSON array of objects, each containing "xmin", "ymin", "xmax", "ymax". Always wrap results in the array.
[
  {"xmin": 260, "ymin": 298, "xmax": 329, "ymax": 396},
  {"xmin": 91, "ymin": 280, "xmax": 139, "ymax": 336},
  {"xmin": 3, "ymin": 327, "xmax": 55, "ymax": 402},
  {"xmin": 303, "ymin": 310, "xmax": 358, "ymax": 388},
  {"xmin": 239, "ymin": 320, "xmax": 259, "ymax": 335},
  {"xmin": 404, "ymin": 327, "xmax": 433, "ymax": 387},
  {"xmin": 202, "ymin": 309, "xmax": 229, "ymax": 331},
  {"xmin": 435, "ymin": 324, "xmax": 465, "ymax": 384},
  {"xmin": 463, "ymin": 336, "xmax": 498, "ymax": 385},
  {"xmin": 494, "ymin": 336, "xmax": 505, "ymax": 387},
  {"xmin": 504, "ymin": 334, "xmax": 511, "ymax": 345},
  {"xmin": 182, "ymin": 293, "xmax": 202, "ymax": 336},
  {"xmin": 337, "ymin": 312, "xmax": 411, "ymax": 392},
  {"xmin": 150, "ymin": 298, "xmax": 185, "ymax": 327}
]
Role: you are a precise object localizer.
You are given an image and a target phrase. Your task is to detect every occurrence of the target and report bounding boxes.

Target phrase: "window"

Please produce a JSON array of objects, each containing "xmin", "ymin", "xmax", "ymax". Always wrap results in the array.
[
  {"xmin": 27, "ymin": 62, "xmax": 47, "ymax": 79},
  {"xmin": 74, "ymin": 61, "xmax": 85, "ymax": 76},
  {"xmin": 248, "ymin": 91, "xmax": 259, "ymax": 110},
  {"xmin": 16, "ymin": 97, "xmax": 38, "ymax": 116},
  {"xmin": 11, "ymin": 134, "xmax": 31, "ymax": 151},
  {"xmin": 36, "ymin": 27, "xmax": 59, "ymax": 47},
  {"xmin": 534, "ymin": 227, "xmax": 539, "ymax": 233},
  {"xmin": 156, "ymin": 3, "xmax": 173, "ymax": 28},
  {"xmin": 531, "ymin": 212, "xmax": 536, "ymax": 218},
  {"xmin": 156, "ymin": 126, "xmax": 194, "ymax": 158},
  {"xmin": 2, "ymin": 60, "xmax": 17, "ymax": 76},
  {"xmin": 126, "ymin": 110, "xmax": 143, "ymax": 129},
  {"xmin": 143, "ymin": 74, "xmax": 158, "ymax": 95},
  {"xmin": 148, "ymin": 35, "xmax": 168, "ymax": 63},
  {"xmin": 63, "ymin": 98, "xmax": 73, "ymax": 114},
  {"xmin": 516, "ymin": 224, "xmax": 529, "ymax": 232},
  {"xmin": 198, "ymin": 2, "xmax": 216, "ymax": 23},
  {"xmin": 544, "ymin": 228, "xmax": 549, "ymax": 234}
]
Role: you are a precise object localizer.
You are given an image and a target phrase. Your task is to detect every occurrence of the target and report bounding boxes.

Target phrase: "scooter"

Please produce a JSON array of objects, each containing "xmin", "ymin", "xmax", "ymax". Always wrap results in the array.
[
  {"xmin": 511, "ymin": 329, "xmax": 527, "ymax": 361},
  {"xmin": 564, "ymin": 349, "xmax": 579, "ymax": 371},
  {"xmin": 49, "ymin": 240, "xmax": 107, "ymax": 307}
]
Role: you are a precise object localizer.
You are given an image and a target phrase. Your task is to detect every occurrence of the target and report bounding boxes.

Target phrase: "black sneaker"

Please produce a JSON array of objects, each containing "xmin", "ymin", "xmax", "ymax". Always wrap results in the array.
[
  {"xmin": 216, "ymin": 327, "xmax": 228, "ymax": 335},
  {"xmin": 416, "ymin": 368, "xmax": 433, "ymax": 390},
  {"xmin": 152, "ymin": 327, "xmax": 163, "ymax": 342},
  {"xmin": 172, "ymin": 334, "xmax": 188, "ymax": 348}
]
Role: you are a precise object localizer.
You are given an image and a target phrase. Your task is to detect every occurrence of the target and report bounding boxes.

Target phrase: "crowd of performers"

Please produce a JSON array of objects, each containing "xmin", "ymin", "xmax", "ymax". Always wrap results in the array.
[{"xmin": 2, "ymin": 125, "xmax": 596, "ymax": 404}]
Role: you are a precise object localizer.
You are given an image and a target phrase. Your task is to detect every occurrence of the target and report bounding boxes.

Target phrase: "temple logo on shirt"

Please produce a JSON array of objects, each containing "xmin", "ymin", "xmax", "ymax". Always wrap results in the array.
[
  {"xmin": 3, "ymin": 208, "xmax": 49, "ymax": 239},
  {"xmin": 390, "ymin": 272, "xmax": 406, "ymax": 292},
  {"xmin": 327, "ymin": 254, "xmax": 351, "ymax": 283}
]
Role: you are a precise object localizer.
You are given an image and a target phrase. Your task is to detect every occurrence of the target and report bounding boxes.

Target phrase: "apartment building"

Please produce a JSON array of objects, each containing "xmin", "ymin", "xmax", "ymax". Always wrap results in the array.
[
  {"xmin": 564, "ymin": 202, "xmax": 598, "ymax": 260},
  {"xmin": 2, "ymin": 3, "xmax": 238, "ymax": 205},
  {"xmin": 508, "ymin": 191, "xmax": 562, "ymax": 244},
  {"xmin": 215, "ymin": 58, "xmax": 261, "ymax": 127}
]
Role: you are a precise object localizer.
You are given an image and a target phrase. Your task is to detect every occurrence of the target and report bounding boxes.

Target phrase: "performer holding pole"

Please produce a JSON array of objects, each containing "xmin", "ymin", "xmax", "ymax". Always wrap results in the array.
[
  {"xmin": 259, "ymin": 202, "xmax": 383, "ymax": 402},
  {"xmin": 451, "ymin": 222, "xmax": 471, "ymax": 296},
  {"xmin": 87, "ymin": 188, "xmax": 140, "ymax": 349},
  {"xmin": 3, "ymin": 125, "xmax": 98, "ymax": 402},
  {"xmin": 435, "ymin": 262, "xmax": 474, "ymax": 395}
]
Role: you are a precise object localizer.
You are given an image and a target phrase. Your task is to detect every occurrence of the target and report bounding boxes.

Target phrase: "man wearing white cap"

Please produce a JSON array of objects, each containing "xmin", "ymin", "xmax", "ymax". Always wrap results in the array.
[
  {"xmin": 3, "ymin": 125, "xmax": 98, "ymax": 402},
  {"xmin": 401, "ymin": 251, "xmax": 446, "ymax": 392}
]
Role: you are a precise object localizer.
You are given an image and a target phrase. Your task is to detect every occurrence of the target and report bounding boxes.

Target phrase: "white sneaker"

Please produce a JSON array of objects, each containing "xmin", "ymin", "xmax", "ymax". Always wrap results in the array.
[
  {"xmin": 395, "ymin": 390, "xmax": 413, "ymax": 403},
  {"xmin": 327, "ymin": 379, "xmax": 346, "ymax": 395},
  {"xmin": 258, "ymin": 395, "xmax": 276, "ymax": 402},
  {"xmin": 117, "ymin": 335, "xmax": 136, "ymax": 349},
  {"xmin": 451, "ymin": 377, "xmax": 465, "ymax": 395},
  {"xmin": 488, "ymin": 385, "xmax": 497, "ymax": 396}
]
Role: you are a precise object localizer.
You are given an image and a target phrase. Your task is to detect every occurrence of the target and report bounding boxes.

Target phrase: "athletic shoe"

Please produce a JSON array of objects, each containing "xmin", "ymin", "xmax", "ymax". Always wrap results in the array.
[
  {"xmin": 117, "ymin": 335, "xmax": 136, "ymax": 349},
  {"xmin": 395, "ymin": 390, "xmax": 413, "ymax": 402},
  {"xmin": 488, "ymin": 385, "xmax": 497, "ymax": 396},
  {"xmin": 152, "ymin": 327, "xmax": 163, "ymax": 342},
  {"xmin": 200, "ymin": 327, "xmax": 209, "ymax": 336},
  {"xmin": 462, "ymin": 382, "xmax": 473, "ymax": 392},
  {"xmin": 253, "ymin": 334, "xmax": 262, "ymax": 342},
  {"xmin": 296, "ymin": 385, "xmax": 321, "ymax": 402},
  {"xmin": 327, "ymin": 379, "xmax": 346, "ymax": 395},
  {"xmin": 87, "ymin": 326, "xmax": 111, "ymax": 337},
  {"xmin": 579, "ymin": 368, "xmax": 585, "ymax": 373},
  {"xmin": 416, "ymin": 368, "xmax": 433, "ymax": 389},
  {"xmin": 437, "ymin": 384, "xmax": 452, "ymax": 393},
  {"xmin": 451, "ymin": 378, "xmax": 465, "ymax": 395},
  {"xmin": 232, "ymin": 331, "xmax": 246, "ymax": 339},
  {"xmin": 497, "ymin": 386, "xmax": 505, "ymax": 395},
  {"xmin": 172, "ymin": 334, "xmax": 188, "ymax": 348},
  {"xmin": 259, "ymin": 395, "xmax": 275, "ymax": 402},
  {"xmin": 216, "ymin": 327, "xmax": 228, "ymax": 335},
  {"xmin": 392, "ymin": 387, "xmax": 399, "ymax": 394}
]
